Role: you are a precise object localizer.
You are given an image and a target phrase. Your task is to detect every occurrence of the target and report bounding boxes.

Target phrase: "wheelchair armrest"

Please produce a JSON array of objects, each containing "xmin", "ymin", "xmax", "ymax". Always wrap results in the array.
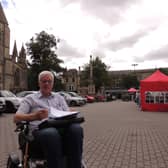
[{"xmin": 15, "ymin": 121, "xmax": 29, "ymax": 132}]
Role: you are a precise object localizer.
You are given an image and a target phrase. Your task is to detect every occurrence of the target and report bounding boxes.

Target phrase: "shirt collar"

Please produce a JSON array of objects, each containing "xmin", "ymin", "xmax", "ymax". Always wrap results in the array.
[{"xmin": 37, "ymin": 91, "xmax": 54, "ymax": 98}]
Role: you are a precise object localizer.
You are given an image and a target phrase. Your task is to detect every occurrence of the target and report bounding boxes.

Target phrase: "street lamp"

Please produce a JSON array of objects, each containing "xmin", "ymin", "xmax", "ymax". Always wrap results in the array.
[{"xmin": 132, "ymin": 63, "xmax": 138, "ymax": 72}]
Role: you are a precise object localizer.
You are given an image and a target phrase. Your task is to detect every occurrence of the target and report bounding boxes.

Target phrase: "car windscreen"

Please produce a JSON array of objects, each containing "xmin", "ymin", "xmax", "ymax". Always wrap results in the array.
[
  {"xmin": 0, "ymin": 91, "xmax": 16, "ymax": 97},
  {"xmin": 69, "ymin": 92, "xmax": 80, "ymax": 97}
]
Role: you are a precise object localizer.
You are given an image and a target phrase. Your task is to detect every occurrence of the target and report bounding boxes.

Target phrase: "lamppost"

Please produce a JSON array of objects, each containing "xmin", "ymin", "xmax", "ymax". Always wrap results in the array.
[{"xmin": 132, "ymin": 63, "xmax": 138, "ymax": 72}]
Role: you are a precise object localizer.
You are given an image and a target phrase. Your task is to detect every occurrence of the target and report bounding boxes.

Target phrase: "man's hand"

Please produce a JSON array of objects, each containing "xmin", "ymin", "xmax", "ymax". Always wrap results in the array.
[
  {"xmin": 34, "ymin": 109, "xmax": 48, "ymax": 120},
  {"xmin": 14, "ymin": 109, "xmax": 49, "ymax": 123},
  {"xmin": 69, "ymin": 108, "xmax": 75, "ymax": 111}
]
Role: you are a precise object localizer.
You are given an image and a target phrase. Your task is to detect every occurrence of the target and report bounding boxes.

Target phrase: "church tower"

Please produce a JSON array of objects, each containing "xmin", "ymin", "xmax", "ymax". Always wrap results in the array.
[
  {"xmin": 0, "ymin": 2, "xmax": 10, "ymax": 89},
  {"xmin": 12, "ymin": 40, "xmax": 18, "ymax": 63},
  {"xmin": 18, "ymin": 44, "xmax": 26, "ymax": 67},
  {"xmin": 0, "ymin": 2, "xmax": 28, "ymax": 91}
]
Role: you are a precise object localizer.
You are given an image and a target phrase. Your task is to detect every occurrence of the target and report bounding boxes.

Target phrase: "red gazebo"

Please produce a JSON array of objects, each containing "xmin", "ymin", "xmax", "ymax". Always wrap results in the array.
[
  {"xmin": 140, "ymin": 70, "xmax": 168, "ymax": 111},
  {"xmin": 128, "ymin": 88, "xmax": 137, "ymax": 93}
]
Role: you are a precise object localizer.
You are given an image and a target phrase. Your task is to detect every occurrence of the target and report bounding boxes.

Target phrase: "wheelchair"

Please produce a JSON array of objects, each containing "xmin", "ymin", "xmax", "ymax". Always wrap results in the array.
[{"xmin": 7, "ymin": 116, "xmax": 86, "ymax": 168}]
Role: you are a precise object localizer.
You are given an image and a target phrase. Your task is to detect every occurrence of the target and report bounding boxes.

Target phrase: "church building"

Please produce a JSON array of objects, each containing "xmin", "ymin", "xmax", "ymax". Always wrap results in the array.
[{"xmin": 0, "ymin": 3, "xmax": 27, "ymax": 92}]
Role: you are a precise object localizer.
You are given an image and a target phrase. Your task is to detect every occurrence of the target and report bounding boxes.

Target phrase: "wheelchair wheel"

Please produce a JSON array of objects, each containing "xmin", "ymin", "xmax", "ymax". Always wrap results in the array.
[
  {"xmin": 27, "ymin": 159, "xmax": 47, "ymax": 168},
  {"xmin": 81, "ymin": 160, "xmax": 87, "ymax": 168},
  {"xmin": 7, "ymin": 154, "xmax": 20, "ymax": 168}
]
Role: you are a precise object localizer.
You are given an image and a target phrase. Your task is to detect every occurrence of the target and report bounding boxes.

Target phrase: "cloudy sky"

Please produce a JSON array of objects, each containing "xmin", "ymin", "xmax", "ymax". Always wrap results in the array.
[{"xmin": 1, "ymin": 0, "xmax": 168, "ymax": 71}]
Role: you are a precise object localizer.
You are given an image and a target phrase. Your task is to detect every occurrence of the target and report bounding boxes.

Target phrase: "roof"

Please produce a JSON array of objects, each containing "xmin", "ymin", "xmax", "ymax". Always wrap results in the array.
[
  {"xmin": 141, "ymin": 70, "xmax": 168, "ymax": 82},
  {"xmin": 128, "ymin": 88, "xmax": 137, "ymax": 92},
  {"xmin": 0, "ymin": 2, "xmax": 8, "ymax": 24}
]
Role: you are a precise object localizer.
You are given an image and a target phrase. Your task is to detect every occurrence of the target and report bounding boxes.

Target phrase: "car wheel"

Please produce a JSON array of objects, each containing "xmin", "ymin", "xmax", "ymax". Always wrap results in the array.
[
  {"xmin": 6, "ymin": 102, "xmax": 16, "ymax": 113},
  {"xmin": 70, "ymin": 101, "xmax": 77, "ymax": 106}
]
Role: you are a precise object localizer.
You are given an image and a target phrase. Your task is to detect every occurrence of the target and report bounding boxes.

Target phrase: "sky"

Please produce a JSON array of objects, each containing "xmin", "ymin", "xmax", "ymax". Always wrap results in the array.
[{"xmin": 1, "ymin": 0, "xmax": 168, "ymax": 71}]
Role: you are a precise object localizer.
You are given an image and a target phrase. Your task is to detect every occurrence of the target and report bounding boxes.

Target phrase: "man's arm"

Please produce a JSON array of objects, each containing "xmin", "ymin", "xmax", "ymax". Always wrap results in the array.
[
  {"xmin": 58, "ymin": 94, "xmax": 70, "ymax": 111},
  {"xmin": 14, "ymin": 109, "xmax": 48, "ymax": 123}
]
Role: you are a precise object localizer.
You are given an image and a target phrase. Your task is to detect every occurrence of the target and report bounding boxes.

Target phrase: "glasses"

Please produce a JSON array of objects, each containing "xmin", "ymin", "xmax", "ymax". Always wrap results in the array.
[{"xmin": 40, "ymin": 80, "xmax": 53, "ymax": 84}]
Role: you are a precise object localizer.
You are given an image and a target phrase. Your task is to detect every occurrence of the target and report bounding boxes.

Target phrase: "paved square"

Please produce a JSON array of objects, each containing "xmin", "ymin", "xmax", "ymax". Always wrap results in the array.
[{"xmin": 1, "ymin": 100, "xmax": 168, "ymax": 168}]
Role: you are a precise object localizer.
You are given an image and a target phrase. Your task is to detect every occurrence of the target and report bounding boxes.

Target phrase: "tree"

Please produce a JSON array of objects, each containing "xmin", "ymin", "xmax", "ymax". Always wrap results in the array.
[
  {"xmin": 81, "ymin": 56, "xmax": 110, "ymax": 93},
  {"xmin": 159, "ymin": 68, "xmax": 168, "ymax": 75},
  {"xmin": 121, "ymin": 73, "xmax": 139, "ymax": 89},
  {"xmin": 26, "ymin": 31, "xmax": 65, "ymax": 90}
]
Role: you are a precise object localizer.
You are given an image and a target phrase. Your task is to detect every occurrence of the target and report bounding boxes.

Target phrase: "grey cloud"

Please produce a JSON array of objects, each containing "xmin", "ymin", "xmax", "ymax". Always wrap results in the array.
[
  {"xmin": 60, "ymin": 0, "xmax": 139, "ymax": 24},
  {"xmin": 81, "ymin": 0, "xmax": 137, "ymax": 8},
  {"xmin": 143, "ymin": 44, "xmax": 168, "ymax": 61},
  {"xmin": 132, "ymin": 44, "xmax": 168, "ymax": 63},
  {"xmin": 92, "ymin": 49, "xmax": 106, "ymax": 59},
  {"xmin": 58, "ymin": 39, "xmax": 84, "ymax": 59},
  {"xmin": 60, "ymin": 0, "xmax": 138, "ymax": 10},
  {"xmin": 103, "ymin": 31, "xmax": 147, "ymax": 51},
  {"xmin": 59, "ymin": 0, "xmax": 78, "ymax": 7},
  {"xmin": 11, "ymin": 0, "xmax": 16, "ymax": 7},
  {"xmin": 132, "ymin": 56, "xmax": 145, "ymax": 63}
]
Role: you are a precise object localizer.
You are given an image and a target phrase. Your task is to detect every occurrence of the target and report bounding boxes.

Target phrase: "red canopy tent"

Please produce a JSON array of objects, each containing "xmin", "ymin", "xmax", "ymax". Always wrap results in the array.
[
  {"xmin": 128, "ymin": 88, "xmax": 137, "ymax": 93},
  {"xmin": 140, "ymin": 70, "xmax": 168, "ymax": 111}
]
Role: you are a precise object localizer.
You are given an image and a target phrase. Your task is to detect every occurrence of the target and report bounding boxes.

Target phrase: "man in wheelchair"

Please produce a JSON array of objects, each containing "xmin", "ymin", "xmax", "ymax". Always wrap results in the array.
[{"xmin": 13, "ymin": 71, "xmax": 84, "ymax": 168}]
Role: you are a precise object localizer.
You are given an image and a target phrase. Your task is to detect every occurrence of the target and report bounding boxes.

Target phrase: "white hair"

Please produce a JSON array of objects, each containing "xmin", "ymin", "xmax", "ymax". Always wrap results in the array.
[{"xmin": 38, "ymin": 71, "xmax": 54, "ymax": 82}]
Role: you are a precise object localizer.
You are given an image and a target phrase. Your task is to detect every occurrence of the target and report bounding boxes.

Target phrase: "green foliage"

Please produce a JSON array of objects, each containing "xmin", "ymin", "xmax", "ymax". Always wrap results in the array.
[
  {"xmin": 26, "ymin": 31, "xmax": 65, "ymax": 90},
  {"xmin": 81, "ymin": 56, "xmax": 110, "ymax": 92},
  {"xmin": 158, "ymin": 68, "xmax": 168, "ymax": 75},
  {"xmin": 121, "ymin": 73, "xmax": 139, "ymax": 89}
]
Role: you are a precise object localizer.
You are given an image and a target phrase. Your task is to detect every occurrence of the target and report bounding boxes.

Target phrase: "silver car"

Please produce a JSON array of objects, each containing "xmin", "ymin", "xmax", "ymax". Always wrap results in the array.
[
  {"xmin": 68, "ymin": 92, "xmax": 87, "ymax": 105},
  {"xmin": 0, "ymin": 90, "xmax": 22, "ymax": 113},
  {"xmin": 57, "ymin": 91, "xmax": 85, "ymax": 106},
  {"xmin": 16, "ymin": 91, "xmax": 38, "ymax": 97}
]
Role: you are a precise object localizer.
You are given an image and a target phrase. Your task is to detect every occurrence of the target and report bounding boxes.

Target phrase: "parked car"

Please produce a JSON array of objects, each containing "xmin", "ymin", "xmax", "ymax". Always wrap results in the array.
[
  {"xmin": 94, "ymin": 95, "xmax": 106, "ymax": 102},
  {"xmin": 0, "ymin": 98, "xmax": 6, "ymax": 114},
  {"xmin": 85, "ymin": 95, "xmax": 95, "ymax": 103},
  {"xmin": 121, "ymin": 93, "xmax": 131, "ymax": 101},
  {"xmin": 57, "ymin": 91, "xmax": 85, "ymax": 106},
  {"xmin": 68, "ymin": 92, "xmax": 87, "ymax": 105},
  {"xmin": 105, "ymin": 93, "xmax": 117, "ymax": 101},
  {"xmin": 16, "ymin": 91, "xmax": 38, "ymax": 97},
  {"xmin": 0, "ymin": 90, "xmax": 22, "ymax": 113}
]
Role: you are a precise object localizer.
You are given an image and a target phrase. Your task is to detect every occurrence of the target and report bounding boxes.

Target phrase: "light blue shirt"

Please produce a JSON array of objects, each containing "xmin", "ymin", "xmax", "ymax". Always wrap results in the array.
[{"xmin": 16, "ymin": 91, "xmax": 69, "ymax": 131}]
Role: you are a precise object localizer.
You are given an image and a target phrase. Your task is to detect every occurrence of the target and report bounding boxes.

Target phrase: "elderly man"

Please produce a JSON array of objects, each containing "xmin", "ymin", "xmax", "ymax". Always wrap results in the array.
[{"xmin": 14, "ymin": 70, "xmax": 83, "ymax": 168}]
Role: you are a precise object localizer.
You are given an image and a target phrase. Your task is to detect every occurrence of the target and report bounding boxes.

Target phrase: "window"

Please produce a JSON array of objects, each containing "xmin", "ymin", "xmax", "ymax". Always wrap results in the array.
[{"xmin": 145, "ymin": 91, "xmax": 168, "ymax": 104}]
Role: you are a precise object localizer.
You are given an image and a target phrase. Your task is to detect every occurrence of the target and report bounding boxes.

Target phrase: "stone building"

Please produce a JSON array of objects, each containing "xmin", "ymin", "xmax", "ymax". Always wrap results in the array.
[
  {"xmin": 0, "ymin": 3, "xmax": 27, "ymax": 92},
  {"xmin": 63, "ymin": 55, "xmax": 96, "ymax": 95},
  {"xmin": 63, "ymin": 60, "xmax": 168, "ymax": 95},
  {"xmin": 109, "ymin": 68, "xmax": 159, "ymax": 89},
  {"xmin": 63, "ymin": 68, "xmax": 80, "ymax": 92}
]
